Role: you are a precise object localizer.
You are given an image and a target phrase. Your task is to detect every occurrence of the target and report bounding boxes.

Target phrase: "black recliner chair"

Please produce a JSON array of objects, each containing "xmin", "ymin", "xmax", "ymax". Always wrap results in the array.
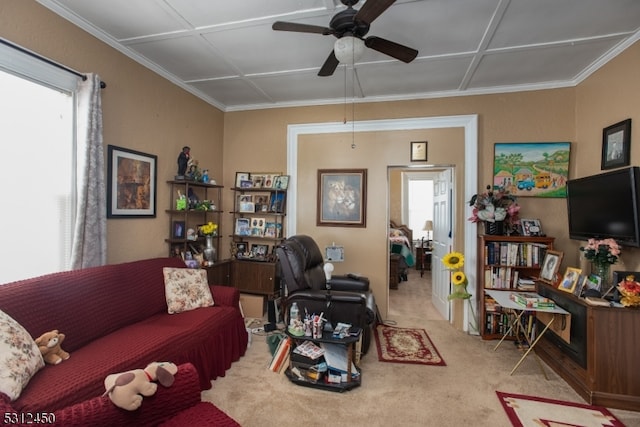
[{"xmin": 275, "ymin": 235, "xmax": 377, "ymax": 354}]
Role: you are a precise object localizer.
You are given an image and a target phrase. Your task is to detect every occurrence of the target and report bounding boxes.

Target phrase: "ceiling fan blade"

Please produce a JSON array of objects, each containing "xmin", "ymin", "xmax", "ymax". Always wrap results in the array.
[
  {"xmin": 365, "ymin": 36, "xmax": 418, "ymax": 63},
  {"xmin": 272, "ymin": 21, "xmax": 332, "ymax": 35},
  {"xmin": 318, "ymin": 51, "xmax": 340, "ymax": 76},
  {"xmin": 354, "ymin": 0, "xmax": 396, "ymax": 25}
]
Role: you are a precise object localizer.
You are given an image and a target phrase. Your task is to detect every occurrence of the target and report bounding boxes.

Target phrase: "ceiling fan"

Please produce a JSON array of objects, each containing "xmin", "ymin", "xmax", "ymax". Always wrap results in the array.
[{"xmin": 272, "ymin": 0, "xmax": 418, "ymax": 76}]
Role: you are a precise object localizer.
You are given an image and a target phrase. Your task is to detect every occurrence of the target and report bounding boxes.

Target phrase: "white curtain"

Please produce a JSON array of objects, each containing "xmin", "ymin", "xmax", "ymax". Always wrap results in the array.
[{"xmin": 71, "ymin": 73, "xmax": 106, "ymax": 268}]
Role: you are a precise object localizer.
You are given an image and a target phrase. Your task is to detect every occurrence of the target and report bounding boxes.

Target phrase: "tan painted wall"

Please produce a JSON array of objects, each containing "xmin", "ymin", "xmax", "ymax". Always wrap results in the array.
[
  {"xmin": 574, "ymin": 42, "xmax": 640, "ymax": 272},
  {"xmin": 1, "ymin": 0, "xmax": 225, "ymax": 264}
]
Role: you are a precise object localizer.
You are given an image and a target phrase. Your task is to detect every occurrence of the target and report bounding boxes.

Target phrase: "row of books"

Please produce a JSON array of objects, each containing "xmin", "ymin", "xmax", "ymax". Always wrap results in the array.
[
  {"xmin": 483, "ymin": 310, "xmax": 537, "ymax": 341},
  {"xmin": 484, "ymin": 242, "xmax": 547, "ymax": 267},
  {"xmin": 484, "ymin": 266, "xmax": 521, "ymax": 289}
]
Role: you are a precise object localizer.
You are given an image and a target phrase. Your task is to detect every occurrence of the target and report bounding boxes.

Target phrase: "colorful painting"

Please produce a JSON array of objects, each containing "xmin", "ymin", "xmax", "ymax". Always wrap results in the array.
[{"xmin": 493, "ymin": 142, "xmax": 570, "ymax": 198}]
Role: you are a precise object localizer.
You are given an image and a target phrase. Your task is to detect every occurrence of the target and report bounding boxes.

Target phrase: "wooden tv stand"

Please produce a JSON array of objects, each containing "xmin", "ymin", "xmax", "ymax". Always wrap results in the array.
[{"xmin": 534, "ymin": 282, "xmax": 640, "ymax": 411}]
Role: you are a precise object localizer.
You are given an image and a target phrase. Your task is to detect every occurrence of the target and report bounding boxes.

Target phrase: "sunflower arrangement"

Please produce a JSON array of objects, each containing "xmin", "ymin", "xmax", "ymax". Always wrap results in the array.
[
  {"xmin": 442, "ymin": 252, "xmax": 471, "ymax": 301},
  {"xmin": 442, "ymin": 251, "xmax": 477, "ymax": 331}
]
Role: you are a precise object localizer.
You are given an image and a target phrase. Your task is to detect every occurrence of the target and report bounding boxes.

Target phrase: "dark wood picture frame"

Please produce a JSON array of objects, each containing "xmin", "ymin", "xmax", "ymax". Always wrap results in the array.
[
  {"xmin": 539, "ymin": 250, "xmax": 563, "ymax": 284},
  {"xmin": 410, "ymin": 141, "xmax": 428, "ymax": 161},
  {"xmin": 317, "ymin": 168, "xmax": 367, "ymax": 227},
  {"xmin": 601, "ymin": 118, "xmax": 631, "ymax": 170},
  {"xmin": 107, "ymin": 145, "xmax": 157, "ymax": 218},
  {"xmin": 172, "ymin": 220, "xmax": 185, "ymax": 239}
]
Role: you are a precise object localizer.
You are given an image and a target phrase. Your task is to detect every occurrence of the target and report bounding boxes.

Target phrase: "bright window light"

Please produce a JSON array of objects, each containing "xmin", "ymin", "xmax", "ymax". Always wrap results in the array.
[{"xmin": 0, "ymin": 69, "xmax": 74, "ymax": 283}]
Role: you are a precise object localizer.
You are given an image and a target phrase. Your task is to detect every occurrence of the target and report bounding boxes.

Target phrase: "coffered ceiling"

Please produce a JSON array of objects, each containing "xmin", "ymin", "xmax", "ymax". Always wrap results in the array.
[{"xmin": 37, "ymin": 0, "xmax": 640, "ymax": 112}]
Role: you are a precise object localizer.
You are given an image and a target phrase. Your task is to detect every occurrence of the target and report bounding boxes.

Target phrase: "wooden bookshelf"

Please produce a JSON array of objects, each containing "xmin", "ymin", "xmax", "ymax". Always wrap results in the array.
[{"xmin": 478, "ymin": 235, "xmax": 555, "ymax": 340}]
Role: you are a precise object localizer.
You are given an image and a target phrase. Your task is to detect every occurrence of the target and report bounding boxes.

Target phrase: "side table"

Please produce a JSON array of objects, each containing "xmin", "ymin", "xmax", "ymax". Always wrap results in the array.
[{"xmin": 284, "ymin": 329, "xmax": 361, "ymax": 392}]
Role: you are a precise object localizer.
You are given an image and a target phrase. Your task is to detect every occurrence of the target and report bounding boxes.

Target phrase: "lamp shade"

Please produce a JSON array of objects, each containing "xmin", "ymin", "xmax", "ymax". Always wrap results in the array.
[
  {"xmin": 334, "ymin": 36, "xmax": 365, "ymax": 65},
  {"xmin": 323, "ymin": 262, "xmax": 334, "ymax": 281},
  {"xmin": 423, "ymin": 220, "xmax": 433, "ymax": 231}
]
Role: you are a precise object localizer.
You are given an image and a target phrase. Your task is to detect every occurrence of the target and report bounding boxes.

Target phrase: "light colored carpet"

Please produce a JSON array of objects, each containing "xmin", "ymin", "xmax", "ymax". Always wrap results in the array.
[{"xmin": 203, "ymin": 268, "xmax": 640, "ymax": 427}]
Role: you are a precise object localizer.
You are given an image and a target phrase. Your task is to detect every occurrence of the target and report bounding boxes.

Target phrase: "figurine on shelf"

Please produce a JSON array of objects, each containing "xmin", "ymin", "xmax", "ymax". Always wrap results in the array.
[{"xmin": 176, "ymin": 146, "xmax": 190, "ymax": 179}]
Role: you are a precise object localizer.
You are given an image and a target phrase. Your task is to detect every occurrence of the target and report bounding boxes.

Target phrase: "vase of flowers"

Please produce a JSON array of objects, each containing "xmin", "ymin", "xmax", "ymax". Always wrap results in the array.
[
  {"xmin": 468, "ymin": 185, "xmax": 520, "ymax": 235},
  {"xmin": 579, "ymin": 238, "xmax": 620, "ymax": 288},
  {"xmin": 442, "ymin": 251, "xmax": 477, "ymax": 332},
  {"xmin": 199, "ymin": 222, "xmax": 218, "ymax": 266}
]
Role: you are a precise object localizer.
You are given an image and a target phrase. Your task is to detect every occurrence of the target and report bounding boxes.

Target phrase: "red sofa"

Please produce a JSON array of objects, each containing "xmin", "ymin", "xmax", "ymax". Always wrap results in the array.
[
  {"xmin": 0, "ymin": 363, "xmax": 240, "ymax": 426},
  {"xmin": 0, "ymin": 257, "xmax": 247, "ymax": 418}
]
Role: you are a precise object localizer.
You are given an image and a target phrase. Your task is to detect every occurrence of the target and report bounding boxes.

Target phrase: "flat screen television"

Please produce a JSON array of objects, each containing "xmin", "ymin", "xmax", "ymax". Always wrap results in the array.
[{"xmin": 566, "ymin": 166, "xmax": 640, "ymax": 247}]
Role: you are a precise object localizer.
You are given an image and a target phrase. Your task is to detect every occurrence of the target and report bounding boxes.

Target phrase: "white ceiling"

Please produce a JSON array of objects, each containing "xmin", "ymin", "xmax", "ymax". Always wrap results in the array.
[{"xmin": 37, "ymin": 0, "xmax": 640, "ymax": 112}]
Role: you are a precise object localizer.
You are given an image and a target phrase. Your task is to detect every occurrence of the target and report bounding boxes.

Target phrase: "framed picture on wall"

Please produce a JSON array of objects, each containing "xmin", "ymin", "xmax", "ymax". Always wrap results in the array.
[
  {"xmin": 493, "ymin": 142, "xmax": 570, "ymax": 198},
  {"xmin": 107, "ymin": 145, "xmax": 157, "ymax": 218},
  {"xmin": 601, "ymin": 118, "xmax": 631, "ymax": 170},
  {"xmin": 317, "ymin": 169, "xmax": 367, "ymax": 227}
]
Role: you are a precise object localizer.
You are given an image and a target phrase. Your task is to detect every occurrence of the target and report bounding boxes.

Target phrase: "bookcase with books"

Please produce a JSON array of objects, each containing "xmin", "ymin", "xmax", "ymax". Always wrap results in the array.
[{"xmin": 479, "ymin": 234, "xmax": 555, "ymax": 340}]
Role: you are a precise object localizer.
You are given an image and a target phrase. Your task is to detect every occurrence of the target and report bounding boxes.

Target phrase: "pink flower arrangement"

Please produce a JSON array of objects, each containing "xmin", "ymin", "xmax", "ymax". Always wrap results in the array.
[{"xmin": 579, "ymin": 238, "xmax": 621, "ymax": 265}]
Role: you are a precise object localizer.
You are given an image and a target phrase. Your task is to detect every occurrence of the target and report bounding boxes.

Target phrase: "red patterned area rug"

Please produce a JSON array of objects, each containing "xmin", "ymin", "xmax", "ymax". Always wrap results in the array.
[
  {"xmin": 496, "ymin": 391, "xmax": 626, "ymax": 427},
  {"xmin": 373, "ymin": 324, "xmax": 446, "ymax": 366}
]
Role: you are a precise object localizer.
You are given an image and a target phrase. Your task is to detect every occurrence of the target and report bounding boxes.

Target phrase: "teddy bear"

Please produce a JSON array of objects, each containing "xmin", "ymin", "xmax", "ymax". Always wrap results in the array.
[
  {"xmin": 34, "ymin": 330, "xmax": 70, "ymax": 365},
  {"xmin": 103, "ymin": 362, "xmax": 178, "ymax": 411}
]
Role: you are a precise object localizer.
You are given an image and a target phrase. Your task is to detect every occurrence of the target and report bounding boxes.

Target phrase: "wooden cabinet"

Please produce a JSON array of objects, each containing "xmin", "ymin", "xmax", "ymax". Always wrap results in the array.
[
  {"xmin": 534, "ymin": 281, "xmax": 640, "ymax": 411},
  {"xmin": 478, "ymin": 235, "xmax": 555, "ymax": 340},
  {"xmin": 165, "ymin": 180, "xmax": 223, "ymax": 260},
  {"xmin": 204, "ymin": 260, "xmax": 231, "ymax": 286},
  {"xmin": 231, "ymin": 260, "xmax": 278, "ymax": 296}
]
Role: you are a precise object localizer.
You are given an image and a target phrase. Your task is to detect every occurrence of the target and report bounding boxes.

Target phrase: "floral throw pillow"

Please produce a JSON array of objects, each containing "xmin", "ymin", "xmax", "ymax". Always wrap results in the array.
[
  {"xmin": 0, "ymin": 309, "xmax": 44, "ymax": 401},
  {"xmin": 163, "ymin": 267, "xmax": 214, "ymax": 314}
]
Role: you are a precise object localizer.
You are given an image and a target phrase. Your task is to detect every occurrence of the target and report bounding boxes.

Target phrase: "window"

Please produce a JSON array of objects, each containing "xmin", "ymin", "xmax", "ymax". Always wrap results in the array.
[
  {"xmin": 0, "ymin": 43, "xmax": 78, "ymax": 283},
  {"xmin": 408, "ymin": 178, "xmax": 434, "ymax": 241}
]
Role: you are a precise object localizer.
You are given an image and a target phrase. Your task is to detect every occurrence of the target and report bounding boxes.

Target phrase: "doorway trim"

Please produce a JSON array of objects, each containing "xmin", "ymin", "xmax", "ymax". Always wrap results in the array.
[{"xmin": 286, "ymin": 115, "xmax": 478, "ymax": 332}]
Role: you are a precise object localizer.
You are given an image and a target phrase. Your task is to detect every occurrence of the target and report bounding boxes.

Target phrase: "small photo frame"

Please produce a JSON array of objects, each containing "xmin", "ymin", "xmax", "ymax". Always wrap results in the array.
[
  {"xmin": 558, "ymin": 267, "xmax": 582, "ymax": 293},
  {"xmin": 250, "ymin": 174, "xmax": 264, "ymax": 188},
  {"xmin": 238, "ymin": 193, "xmax": 255, "ymax": 213},
  {"xmin": 521, "ymin": 218, "xmax": 542, "ymax": 236},
  {"xmin": 539, "ymin": 250, "xmax": 563, "ymax": 284},
  {"xmin": 172, "ymin": 221, "xmax": 185, "ymax": 239},
  {"xmin": 235, "ymin": 172, "xmax": 250, "ymax": 188},
  {"xmin": 584, "ymin": 273, "xmax": 602, "ymax": 292},
  {"xmin": 240, "ymin": 179, "xmax": 253, "ymax": 188},
  {"xmin": 573, "ymin": 275, "xmax": 586, "ymax": 297},
  {"xmin": 601, "ymin": 118, "xmax": 631, "ymax": 170},
  {"xmin": 234, "ymin": 241, "xmax": 248, "ymax": 258},
  {"xmin": 262, "ymin": 174, "xmax": 278, "ymax": 189},
  {"xmin": 251, "ymin": 244, "xmax": 269, "ymax": 258},
  {"xmin": 253, "ymin": 193, "xmax": 270, "ymax": 211},
  {"xmin": 235, "ymin": 218, "xmax": 251, "ymax": 236},
  {"xmin": 410, "ymin": 141, "xmax": 428, "ymax": 161},
  {"xmin": 269, "ymin": 192, "xmax": 286, "ymax": 213},
  {"xmin": 274, "ymin": 175, "xmax": 289, "ymax": 190}
]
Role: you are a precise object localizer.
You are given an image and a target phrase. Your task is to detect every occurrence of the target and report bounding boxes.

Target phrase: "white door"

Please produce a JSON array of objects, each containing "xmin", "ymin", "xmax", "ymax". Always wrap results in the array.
[{"xmin": 431, "ymin": 169, "xmax": 453, "ymax": 319}]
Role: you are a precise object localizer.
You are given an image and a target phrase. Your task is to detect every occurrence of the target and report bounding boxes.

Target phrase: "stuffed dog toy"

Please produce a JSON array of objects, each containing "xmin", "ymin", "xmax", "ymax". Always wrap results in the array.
[
  {"xmin": 34, "ymin": 330, "xmax": 70, "ymax": 365},
  {"xmin": 103, "ymin": 362, "xmax": 178, "ymax": 411}
]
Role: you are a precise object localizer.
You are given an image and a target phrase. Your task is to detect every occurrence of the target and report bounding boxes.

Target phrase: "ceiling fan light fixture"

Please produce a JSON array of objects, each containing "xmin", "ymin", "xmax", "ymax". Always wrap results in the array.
[{"xmin": 334, "ymin": 36, "xmax": 365, "ymax": 65}]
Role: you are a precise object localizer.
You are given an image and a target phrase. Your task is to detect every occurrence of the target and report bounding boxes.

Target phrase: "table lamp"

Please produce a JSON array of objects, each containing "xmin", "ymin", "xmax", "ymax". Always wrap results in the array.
[{"xmin": 423, "ymin": 220, "xmax": 433, "ymax": 246}]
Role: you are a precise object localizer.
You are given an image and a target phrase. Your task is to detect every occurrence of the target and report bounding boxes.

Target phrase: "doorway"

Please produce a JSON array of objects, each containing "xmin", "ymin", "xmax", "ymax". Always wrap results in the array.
[{"xmin": 389, "ymin": 167, "xmax": 452, "ymax": 321}]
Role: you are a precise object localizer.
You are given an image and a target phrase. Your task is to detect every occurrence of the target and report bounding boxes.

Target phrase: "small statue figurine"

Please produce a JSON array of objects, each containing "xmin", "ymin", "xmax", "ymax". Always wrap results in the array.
[{"xmin": 176, "ymin": 146, "xmax": 190, "ymax": 178}]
